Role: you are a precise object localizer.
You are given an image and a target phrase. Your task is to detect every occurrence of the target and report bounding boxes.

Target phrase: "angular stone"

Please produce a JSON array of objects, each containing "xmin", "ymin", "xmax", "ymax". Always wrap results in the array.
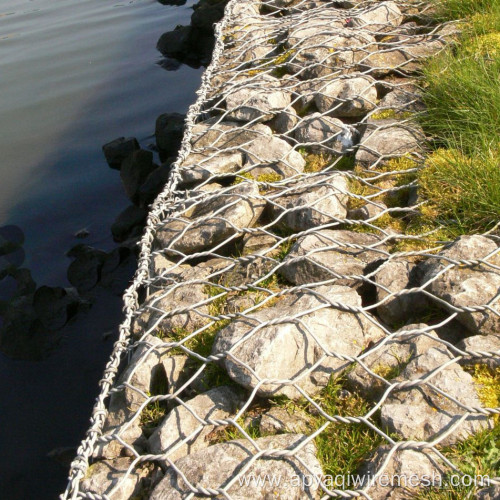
[
  {"xmin": 420, "ymin": 236, "xmax": 500, "ymax": 336},
  {"xmin": 347, "ymin": 324, "xmax": 443, "ymax": 400},
  {"xmin": 356, "ymin": 120, "xmax": 424, "ymax": 166},
  {"xmin": 457, "ymin": 335, "xmax": 500, "ymax": 370},
  {"xmin": 314, "ymin": 76, "xmax": 378, "ymax": 117},
  {"xmin": 226, "ymin": 75, "xmax": 292, "ymax": 123},
  {"xmin": 381, "ymin": 347, "xmax": 492, "ymax": 446},
  {"xmin": 268, "ymin": 173, "xmax": 348, "ymax": 231},
  {"xmin": 155, "ymin": 183, "xmax": 266, "ymax": 256},
  {"xmin": 212, "ymin": 285, "xmax": 384, "ymax": 398},
  {"xmin": 348, "ymin": 201, "xmax": 387, "ymax": 221},
  {"xmin": 156, "ymin": 112, "xmax": 185, "ymax": 161},
  {"xmin": 244, "ymin": 135, "xmax": 306, "ymax": 178},
  {"xmin": 120, "ymin": 149, "xmax": 158, "ymax": 204},
  {"xmin": 352, "ymin": 1, "xmax": 403, "ymax": 31},
  {"xmin": 293, "ymin": 113, "xmax": 346, "ymax": 154},
  {"xmin": 102, "ymin": 137, "xmax": 140, "ymax": 170},
  {"xmin": 259, "ymin": 407, "xmax": 310, "ymax": 435},
  {"xmin": 148, "ymin": 386, "xmax": 244, "ymax": 462},
  {"xmin": 137, "ymin": 162, "xmax": 172, "ymax": 206},
  {"xmin": 374, "ymin": 259, "xmax": 429, "ymax": 326},
  {"xmin": 477, "ymin": 485, "xmax": 500, "ymax": 500},
  {"xmin": 111, "ymin": 205, "xmax": 147, "ymax": 242},
  {"xmin": 280, "ymin": 229, "xmax": 387, "ymax": 287},
  {"xmin": 359, "ymin": 445, "xmax": 447, "ymax": 499},
  {"xmin": 150, "ymin": 434, "xmax": 322, "ymax": 500},
  {"xmin": 81, "ymin": 458, "xmax": 158, "ymax": 500},
  {"xmin": 377, "ymin": 87, "xmax": 424, "ymax": 114},
  {"xmin": 241, "ymin": 233, "xmax": 280, "ymax": 256},
  {"xmin": 270, "ymin": 108, "xmax": 300, "ymax": 136},
  {"xmin": 179, "ymin": 151, "xmax": 244, "ymax": 185}
]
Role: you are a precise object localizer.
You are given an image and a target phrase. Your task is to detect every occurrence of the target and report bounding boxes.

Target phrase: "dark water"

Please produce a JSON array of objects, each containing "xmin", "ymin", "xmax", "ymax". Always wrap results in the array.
[{"xmin": 0, "ymin": 0, "xmax": 201, "ymax": 498}]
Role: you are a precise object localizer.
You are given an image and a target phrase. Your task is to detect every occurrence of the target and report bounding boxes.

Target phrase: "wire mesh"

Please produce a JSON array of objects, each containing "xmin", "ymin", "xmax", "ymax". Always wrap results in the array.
[{"xmin": 62, "ymin": 0, "xmax": 500, "ymax": 498}]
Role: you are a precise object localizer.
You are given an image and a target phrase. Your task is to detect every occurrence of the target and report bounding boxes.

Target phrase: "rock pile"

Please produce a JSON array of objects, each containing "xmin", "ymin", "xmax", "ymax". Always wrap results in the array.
[{"xmin": 72, "ymin": 1, "xmax": 500, "ymax": 499}]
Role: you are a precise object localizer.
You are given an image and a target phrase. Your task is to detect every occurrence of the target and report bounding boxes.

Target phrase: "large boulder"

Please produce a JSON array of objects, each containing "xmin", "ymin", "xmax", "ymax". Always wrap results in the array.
[
  {"xmin": 102, "ymin": 137, "xmax": 140, "ymax": 170},
  {"xmin": 150, "ymin": 434, "xmax": 322, "ymax": 499},
  {"xmin": 155, "ymin": 113, "xmax": 185, "ymax": 161},
  {"xmin": 279, "ymin": 229, "xmax": 387, "ymax": 287},
  {"xmin": 420, "ymin": 236, "xmax": 500, "ymax": 336},
  {"xmin": 212, "ymin": 285, "xmax": 384, "ymax": 398}
]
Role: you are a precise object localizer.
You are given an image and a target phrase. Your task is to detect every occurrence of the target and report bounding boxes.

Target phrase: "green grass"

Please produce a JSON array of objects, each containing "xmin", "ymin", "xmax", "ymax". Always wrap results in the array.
[{"xmin": 417, "ymin": 0, "xmax": 500, "ymax": 235}]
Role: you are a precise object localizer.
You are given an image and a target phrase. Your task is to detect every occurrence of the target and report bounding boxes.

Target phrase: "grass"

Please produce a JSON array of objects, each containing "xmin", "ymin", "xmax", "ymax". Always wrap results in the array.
[{"xmin": 416, "ymin": 0, "xmax": 500, "ymax": 235}]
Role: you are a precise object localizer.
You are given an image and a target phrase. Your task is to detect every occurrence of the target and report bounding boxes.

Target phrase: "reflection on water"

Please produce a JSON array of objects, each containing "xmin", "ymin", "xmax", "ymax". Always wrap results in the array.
[{"xmin": 0, "ymin": 0, "xmax": 201, "ymax": 498}]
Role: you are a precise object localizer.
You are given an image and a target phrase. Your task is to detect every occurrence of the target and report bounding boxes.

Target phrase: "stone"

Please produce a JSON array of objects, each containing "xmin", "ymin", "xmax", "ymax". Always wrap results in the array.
[
  {"xmin": 457, "ymin": 335, "xmax": 500, "ymax": 370},
  {"xmin": 270, "ymin": 108, "xmax": 300, "ymax": 136},
  {"xmin": 154, "ymin": 183, "xmax": 266, "ymax": 256},
  {"xmin": 279, "ymin": 229, "xmax": 387, "ymax": 287},
  {"xmin": 352, "ymin": 1, "xmax": 403, "ymax": 31},
  {"xmin": 120, "ymin": 149, "xmax": 158, "ymax": 204},
  {"xmin": 314, "ymin": 76, "xmax": 378, "ymax": 117},
  {"xmin": 477, "ymin": 485, "xmax": 500, "ymax": 500},
  {"xmin": 241, "ymin": 233, "xmax": 280, "ymax": 255},
  {"xmin": 286, "ymin": 28, "xmax": 376, "ymax": 79},
  {"xmin": 137, "ymin": 162, "xmax": 172, "ymax": 206},
  {"xmin": 191, "ymin": 0, "xmax": 228, "ymax": 34},
  {"xmin": 347, "ymin": 324, "xmax": 443, "ymax": 400},
  {"xmin": 179, "ymin": 151, "xmax": 244, "ymax": 185},
  {"xmin": 111, "ymin": 205, "xmax": 147, "ymax": 242},
  {"xmin": 377, "ymin": 87, "xmax": 424, "ymax": 114},
  {"xmin": 244, "ymin": 135, "xmax": 306, "ymax": 179},
  {"xmin": 348, "ymin": 201, "xmax": 387, "ymax": 221},
  {"xmin": 162, "ymin": 355, "xmax": 192, "ymax": 405},
  {"xmin": 226, "ymin": 75, "xmax": 292, "ymax": 123},
  {"xmin": 359, "ymin": 445, "xmax": 447, "ymax": 499},
  {"xmin": 374, "ymin": 259, "xmax": 429, "ymax": 326},
  {"xmin": 67, "ymin": 245, "xmax": 107, "ymax": 293},
  {"xmin": 155, "ymin": 112, "xmax": 185, "ymax": 161},
  {"xmin": 148, "ymin": 386, "xmax": 244, "ymax": 462},
  {"xmin": 420, "ymin": 236, "xmax": 500, "ymax": 336},
  {"xmin": 157, "ymin": 26, "xmax": 192, "ymax": 59},
  {"xmin": 355, "ymin": 120, "xmax": 424, "ymax": 166},
  {"xmin": 150, "ymin": 434, "xmax": 322, "ymax": 499},
  {"xmin": 293, "ymin": 113, "xmax": 346, "ymax": 154},
  {"xmin": 259, "ymin": 407, "xmax": 311, "ymax": 435},
  {"xmin": 32, "ymin": 286, "xmax": 81, "ymax": 331},
  {"xmin": 102, "ymin": 137, "xmax": 140, "ymax": 170},
  {"xmin": 268, "ymin": 173, "xmax": 348, "ymax": 231},
  {"xmin": 380, "ymin": 346, "xmax": 492, "ymax": 446},
  {"xmin": 81, "ymin": 458, "xmax": 158, "ymax": 500},
  {"xmin": 212, "ymin": 285, "xmax": 384, "ymax": 398}
]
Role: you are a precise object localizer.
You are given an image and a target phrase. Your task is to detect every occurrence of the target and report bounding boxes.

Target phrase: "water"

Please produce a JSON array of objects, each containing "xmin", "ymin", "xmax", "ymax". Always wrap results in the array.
[{"xmin": 0, "ymin": 0, "xmax": 201, "ymax": 497}]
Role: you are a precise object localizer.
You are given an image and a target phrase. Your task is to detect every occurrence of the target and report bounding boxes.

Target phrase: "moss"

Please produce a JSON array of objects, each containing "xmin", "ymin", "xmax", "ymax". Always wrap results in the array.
[
  {"xmin": 467, "ymin": 364, "xmax": 500, "ymax": 423},
  {"xmin": 370, "ymin": 109, "xmax": 413, "ymax": 120}
]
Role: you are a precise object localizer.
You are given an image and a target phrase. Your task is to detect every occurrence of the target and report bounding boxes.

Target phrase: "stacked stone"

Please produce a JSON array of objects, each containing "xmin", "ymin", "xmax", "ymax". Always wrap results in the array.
[{"xmin": 70, "ymin": 1, "xmax": 500, "ymax": 499}]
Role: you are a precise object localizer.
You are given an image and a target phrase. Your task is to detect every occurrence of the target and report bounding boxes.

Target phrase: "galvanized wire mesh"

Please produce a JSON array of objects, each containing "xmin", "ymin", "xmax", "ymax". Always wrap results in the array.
[{"xmin": 62, "ymin": 0, "xmax": 500, "ymax": 498}]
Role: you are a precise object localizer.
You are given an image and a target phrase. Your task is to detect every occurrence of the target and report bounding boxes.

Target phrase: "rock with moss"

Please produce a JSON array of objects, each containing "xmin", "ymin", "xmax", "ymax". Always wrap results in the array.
[
  {"xmin": 420, "ymin": 236, "xmax": 500, "ymax": 337},
  {"xmin": 381, "ymin": 346, "xmax": 492, "ymax": 446},
  {"xmin": 355, "ymin": 119, "xmax": 424, "ymax": 166},
  {"xmin": 268, "ymin": 172, "xmax": 348, "ymax": 231},
  {"xmin": 212, "ymin": 284, "xmax": 384, "ymax": 399},
  {"xmin": 314, "ymin": 75, "xmax": 378, "ymax": 117},
  {"xmin": 293, "ymin": 113, "xmax": 346, "ymax": 154},
  {"xmin": 374, "ymin": 258, "xmax": 429, "ymax": 326},
  {"xmin": 358, "ymin": 445, "xmax": 447, "ymax": 499},
  {"xmin": 150, "ymin": 434, "xmax": 322, "ymax": 499},
  {"xmin": 154, "ymin": 183, "xmax": 266, "ymax": 256},
  {"xmin": 346, "ymin": 324, "xmax": 443, "ymax": 400},
  {"xmin": 148, "ymin": 386, "xmax": 244, "ymax": 463},
  {"xmin": 279, "ymin": 229, "xmax": 387, "ymax": 288},
  {"xmin": 81, "ymin": 458, "xmax": 161, "ymax": 500},
  {"xmin": 457, "ymin": 335, "xmax": 500, "ymax": 370},
  {"xmin": 377, "ymin": 86, "xmax": 424, "ymax": 115}
]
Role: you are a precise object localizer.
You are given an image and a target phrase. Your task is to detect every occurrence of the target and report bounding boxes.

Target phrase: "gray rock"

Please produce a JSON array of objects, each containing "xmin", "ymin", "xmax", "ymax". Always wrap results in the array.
[
  {"xmin": 120, "ymin": 149, "xmax": 159, "ymax": 204},
  {"xmin": 148, "ymin": 386, "xmax": 244, "ymax": 462},
  {"xmin": 359, "ymin": 445, "xmax": 447, "ymax": 499},
  {"xmin": 348, "ymin": 201, "xmax": 387, "ymax": 221},
  {"xmin": 102, "ymin": 137, "xmax": 140, "ymax": 170},
  {"xmin": 457, "ymin": 335, "xmax": 500, "ymax": 370},
  {"xmin": 271, "ymin": 108, "xmax": 300, "ymax": 136},
  {"xmin": 179, "ymin": 151, "xmax": 243, "ymax": 185},
  {"xmin": 374, "ymin": 259, "xmax": 429, "ymax": 326},
  {"xmin": 268, "ymin": 173, "xmax": 348, "ymax": 231},
  {"xmin": 279, "ymin": 229, "xmax": 387, "ymax": 287},
  {"xmin": 226, "ymin": 75, "xmax": 292, "ymax": 123},
  {"xmin": 155, "ymin": 183, "xmax": 266, "ymax": 256},
  {"xmin": 347, "ymin": 324, "xmax": 443, "ymax": 400},
  {"xmin": 352, "ymin": 1, "xmax": 403, "ymax": 31},
  {"xmin": 244, "ymin": 134, "xmax": 306, "ymax": 179},
  {"xmin": 150, "ymin": 434, "xmax": 322, "ymax": 500},
  {"xmin": 111, "ymin": 205, "xmax": 147, "ymax": 242},
  {"xmin": 137, "ymin": 162, "xmax": 172, "ymax": 206},
  {"xmin": 381, "ymin": 347, "xmax": 492, "ymax": 446},
  {"xmin": 155, "ymin": 112, "xmax": 185, "ymax": 161},
  {"xmin": 314, "ymin": 76, "xmax": 378, "ymax": 117},
  {"xmin": 286, "ymin": 27, "xmax": 376, "ymax": 79},
  {"xmin": 377, "ymin": 87, "xmax": 424, "ymax": 114},
  {"xmin": 81, "ymin": 458, "xmax": 158, "ymax": 500},
  {"xmin": 421, "ymin": 236, "xmax": 500, "ymax": 336},
  {"xmin": 67, "ymin": 245, "xmax": 107, "ymax": 293},
  {"xmin": 259, "ymin": 407, "xmax": 311, "ymax": 435},
  {"xmin": 241, "ymin": 233, "xmax": 280, "ymax": 256},
  {"xmin": 355, "ymin": 120, "xmax": 424, "ymax": 166},
  {"xmin": 477, "ymin": 485, "xmax": 500, "ymax": 500},
  {"xmin": 293, "ymin": 113, "xmax": 346, "ymax": 154},
  {"xmin": 212, "ymin": 284, "xmax": 384, "ymax": 398}
]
